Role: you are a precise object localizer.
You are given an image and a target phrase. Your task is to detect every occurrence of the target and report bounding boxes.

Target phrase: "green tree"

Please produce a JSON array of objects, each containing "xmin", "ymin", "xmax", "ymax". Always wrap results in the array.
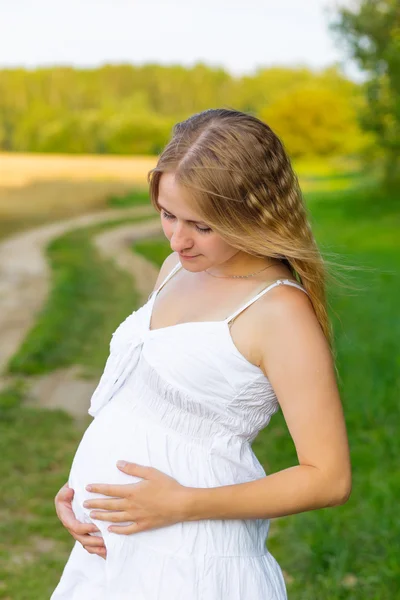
[
  {"xmin": 331, "ymin": 0, "xmax": 400, "ymax": 188},
  {"xmin": 260, "ymin": 85, "xmax": 369, "ymax": 159}
]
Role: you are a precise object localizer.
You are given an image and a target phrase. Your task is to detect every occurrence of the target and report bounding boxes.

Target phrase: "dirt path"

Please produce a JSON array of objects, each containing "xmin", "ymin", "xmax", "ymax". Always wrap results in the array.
[
  {"xmin": 93, "ymin": 221, "xmax": 162, "ymax": 303},
  {"xmin": 0, "ymin": 207, "xmax": 163, "ymax": 418}
]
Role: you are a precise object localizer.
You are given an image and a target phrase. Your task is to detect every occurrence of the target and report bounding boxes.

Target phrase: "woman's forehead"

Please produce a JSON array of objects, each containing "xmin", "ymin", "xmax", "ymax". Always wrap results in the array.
[{"xmin": 158, "ymin": 173, "xmax": 204, "ymax": 220}]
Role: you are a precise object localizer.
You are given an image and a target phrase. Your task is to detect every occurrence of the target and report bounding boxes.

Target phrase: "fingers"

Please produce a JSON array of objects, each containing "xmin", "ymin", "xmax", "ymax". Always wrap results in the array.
[
  {"xmin": 69, "ymin": 520, "xmax": 101, "ymax": 535},
  {"xmin": 56, "ymin": 507, "xmax": 94, "ymax": 533},
  {"xmin": 73, "ymin": 532, "xmax": 106, "ymax": 548},
  {"xmin": 85, "ymin": 483, "xmax": 129, "ymax": 496},
  {"xmin": 75, "ymin": 532, "xmax": 107, "ymax": 559},
  {"xmin": 84, "ymin": 498, "xmax": 125, "ymax": 510},
  {"xmin": 85, "ymin": 546, "xmax": 107, "ymax": 559},
  {"xmin": 108, "ymin": 522, "xmax": 142, "ymax": 535},
  {"xmin": 88, "ymin": 510, "xmax": 130, "ymax": 523},
  {"xmin": 56, "ymin": 486, "xmax": 74, "ymax": 501},
  {"xmin": 54, "ymin": 487, "xmax": 107, "ymax": 559},
  {"xmin": 80, "ymin": 541, "xmax": 107, "ymax": 559},
  {"xmin": 55, "ymin": 497, "xmax": 100, "ymax": 535},
  {"xmin": 57, "ymin": 508, "xmax": 104, "ymax": 540},
  {"xmin": 85, "ymin": 548, "xmax": 107, "ymax": 560}
]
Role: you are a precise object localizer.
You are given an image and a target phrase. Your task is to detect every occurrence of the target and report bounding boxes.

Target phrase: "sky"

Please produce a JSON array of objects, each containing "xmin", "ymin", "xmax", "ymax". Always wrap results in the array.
[{"xmin": 0, "ymin": 0, "xmax": 360, "ymax": 80}]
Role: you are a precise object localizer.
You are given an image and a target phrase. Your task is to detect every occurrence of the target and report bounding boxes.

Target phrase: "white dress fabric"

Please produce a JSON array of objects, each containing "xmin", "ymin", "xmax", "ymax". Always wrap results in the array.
[{"xmin": 51, "ymin": 262, "xmax": 309, "ymax": 599}]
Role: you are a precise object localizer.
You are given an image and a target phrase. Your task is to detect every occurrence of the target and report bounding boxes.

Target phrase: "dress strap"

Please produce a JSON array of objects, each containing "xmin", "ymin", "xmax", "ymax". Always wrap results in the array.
[
  {"xmin": 148, "ymin": 261, "xmax": 183, "ymax": 301},
  {"xmin": 224, "ymin": 278, "xmax": 310, "ymax": 324}
]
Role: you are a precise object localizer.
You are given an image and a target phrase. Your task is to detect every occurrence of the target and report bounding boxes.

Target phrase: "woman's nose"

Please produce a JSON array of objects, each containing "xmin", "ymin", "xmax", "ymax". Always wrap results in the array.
[{"xmin": 170, "ymin": 223, "xmax": 194, "ymax": 252}]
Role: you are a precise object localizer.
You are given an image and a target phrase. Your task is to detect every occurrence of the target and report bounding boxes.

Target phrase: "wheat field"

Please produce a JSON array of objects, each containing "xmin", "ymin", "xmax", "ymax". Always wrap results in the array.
[{"xmin": 0, "ymin": 152, "xmax": 157, "ymax": 239}]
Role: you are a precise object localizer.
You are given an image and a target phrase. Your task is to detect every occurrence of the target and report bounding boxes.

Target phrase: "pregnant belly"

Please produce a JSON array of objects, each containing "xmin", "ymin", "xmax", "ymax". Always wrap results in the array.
[
  {"xmin": 68, "ymin": 402, "xmax": 145, "ymax": 529},
  {"xmin": 68, "ymin": 399, "xmax": 270, "ymax": 557}
]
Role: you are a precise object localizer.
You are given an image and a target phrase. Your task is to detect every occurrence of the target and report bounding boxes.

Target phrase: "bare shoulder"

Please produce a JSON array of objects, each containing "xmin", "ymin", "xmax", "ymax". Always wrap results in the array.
[
  {"xmin": 151, "ymin": 251, "xmax": 181, "ymax": 292},
  {"xmin": 260, "ymin": 280, "xmax": 315, "ymax": 322},
  {"xmin": 253, "ymin": 282, "xmax": 329, "ymax": 377}
]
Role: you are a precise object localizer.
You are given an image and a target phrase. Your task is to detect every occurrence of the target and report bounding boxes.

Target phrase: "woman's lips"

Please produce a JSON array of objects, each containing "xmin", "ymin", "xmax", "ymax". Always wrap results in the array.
[{"xmin": 179, "ymin": 254, "xmax": 199, "ymax": 259}]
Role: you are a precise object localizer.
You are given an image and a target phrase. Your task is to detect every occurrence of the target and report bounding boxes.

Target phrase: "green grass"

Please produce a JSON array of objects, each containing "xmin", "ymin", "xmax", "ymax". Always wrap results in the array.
[
  {"xmin": 1, "ymin": 171, "xmax": 399, "ymax": 598},
  {"xmin": 0, "ymin": 395, "xmax": 86, "ymax": 599},
  {"xmin": 107, "ymin": 187, "xmax": 150, "ymax": 208},
  {"xmin": 132, "ymin": 236, "xmax": 174, "ymax": 265}
]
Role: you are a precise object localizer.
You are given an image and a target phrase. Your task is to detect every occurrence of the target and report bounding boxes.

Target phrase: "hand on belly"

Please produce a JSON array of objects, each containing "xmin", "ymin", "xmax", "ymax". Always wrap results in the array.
[{"xmin": 73, "ymin": 460, "xmax": 191, "ymax": 537}]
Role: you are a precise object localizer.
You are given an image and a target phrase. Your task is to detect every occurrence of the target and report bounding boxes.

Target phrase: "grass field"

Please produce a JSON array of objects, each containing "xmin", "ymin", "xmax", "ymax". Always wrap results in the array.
[{"xmin": 0, "ymin": 155, "xmax": 398, "ymax": 598}]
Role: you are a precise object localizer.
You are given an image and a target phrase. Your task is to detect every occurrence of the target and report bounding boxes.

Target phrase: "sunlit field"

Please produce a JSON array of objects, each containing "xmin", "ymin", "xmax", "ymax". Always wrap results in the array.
[
  {"xmin": 0, "ymin": 152, "xmax": 156, "ymax": 187},
  {"xmin": 0, "ymin": 152, "xmax": 156, "ymax": 240}
]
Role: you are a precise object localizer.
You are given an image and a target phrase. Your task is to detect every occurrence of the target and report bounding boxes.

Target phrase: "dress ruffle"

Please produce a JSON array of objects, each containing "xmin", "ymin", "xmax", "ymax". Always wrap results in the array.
[{"xmin": 52, "ymin": 536, "xmax": 287, "ymax": 600}]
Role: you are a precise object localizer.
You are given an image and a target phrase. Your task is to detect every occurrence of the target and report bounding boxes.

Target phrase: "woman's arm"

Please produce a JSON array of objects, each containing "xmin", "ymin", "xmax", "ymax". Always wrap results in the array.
[
  {"xmin": 183, "ymin": 463, "xmax": 349, "ymax": 522},
  {"xmin": 183, "ymin": 285, "xmax": 352, "ymax": 522}
]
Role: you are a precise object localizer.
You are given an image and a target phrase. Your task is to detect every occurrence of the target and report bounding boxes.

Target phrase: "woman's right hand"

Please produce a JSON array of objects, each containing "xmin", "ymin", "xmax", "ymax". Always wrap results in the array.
[{"xmin": 55, "ymin": 483, "xmax": 107, "ymax": 560}]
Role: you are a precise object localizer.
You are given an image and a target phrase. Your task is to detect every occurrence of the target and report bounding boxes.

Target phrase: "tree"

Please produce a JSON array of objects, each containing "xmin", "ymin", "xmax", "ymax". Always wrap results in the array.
[
  {"xmin": 260, "ymin": 85, "xmax": 368, "ymax": 159},
  {"xmin": 331, "ymin": 0, "xmax": 400, "ymax": 189}
]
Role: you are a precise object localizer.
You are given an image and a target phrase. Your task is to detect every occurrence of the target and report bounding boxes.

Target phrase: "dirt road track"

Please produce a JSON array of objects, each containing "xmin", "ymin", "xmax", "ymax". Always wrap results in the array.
[{"xmin": 0, "ymin": 207, "xmax": 163, "ymax": 418}]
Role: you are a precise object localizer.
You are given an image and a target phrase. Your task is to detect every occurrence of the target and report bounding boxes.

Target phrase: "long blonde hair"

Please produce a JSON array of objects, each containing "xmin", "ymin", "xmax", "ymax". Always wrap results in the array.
[{"xmin": 148, "ymin": 109, "xmax": 336, "ymax": 351}]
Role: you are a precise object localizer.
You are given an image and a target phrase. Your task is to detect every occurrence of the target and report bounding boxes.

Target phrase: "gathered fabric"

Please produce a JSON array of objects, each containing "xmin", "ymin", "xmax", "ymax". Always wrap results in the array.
[{"xmin": 51, "ymin": 261, "xmax": 309, "ymax": 599}]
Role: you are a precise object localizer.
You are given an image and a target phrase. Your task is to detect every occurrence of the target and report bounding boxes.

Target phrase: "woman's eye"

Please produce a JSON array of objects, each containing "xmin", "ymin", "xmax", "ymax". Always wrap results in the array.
[{"xmin": 161, "ymin": 211, "xmax": 212, "ymax": 234}]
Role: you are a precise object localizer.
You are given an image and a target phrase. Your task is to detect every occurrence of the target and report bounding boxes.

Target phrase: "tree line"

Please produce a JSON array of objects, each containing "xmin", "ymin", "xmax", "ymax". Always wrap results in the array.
[{"xmin": 0, "ymin": 64, "xmax": 368, "ymax": 159}]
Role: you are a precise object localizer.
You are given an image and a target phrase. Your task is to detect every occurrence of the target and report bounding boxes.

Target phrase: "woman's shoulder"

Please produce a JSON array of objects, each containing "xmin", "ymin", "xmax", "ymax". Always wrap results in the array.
[
  {"xmin": 251, "ymin": 280, "xmax": 324, "ymax": 374},
  {"xmin": 251, "ymin": 277, "xmax": 314, "ymax": 335}
]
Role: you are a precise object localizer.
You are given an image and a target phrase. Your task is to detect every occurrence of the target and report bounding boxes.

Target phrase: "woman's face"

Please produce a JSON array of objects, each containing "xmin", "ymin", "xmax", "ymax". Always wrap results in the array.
[{"xmin": 157, "ymin": 172, "xmax": 240, "ymax": 270}]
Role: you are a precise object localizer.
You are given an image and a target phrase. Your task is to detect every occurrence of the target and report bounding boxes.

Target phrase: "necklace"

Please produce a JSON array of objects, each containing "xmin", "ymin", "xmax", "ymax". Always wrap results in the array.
[{"xmin": 204, "ymin": 262, "xmax": 276, "ymax": 279}]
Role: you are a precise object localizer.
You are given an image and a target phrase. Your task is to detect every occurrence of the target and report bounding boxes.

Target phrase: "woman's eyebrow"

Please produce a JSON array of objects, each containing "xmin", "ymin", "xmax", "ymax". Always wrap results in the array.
[{"xmin": 158, "ymin": 202, "xmax": 206, "ymax": 224}]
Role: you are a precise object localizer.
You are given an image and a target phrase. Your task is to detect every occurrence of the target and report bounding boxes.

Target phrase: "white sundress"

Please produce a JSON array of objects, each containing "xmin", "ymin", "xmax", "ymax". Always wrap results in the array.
[{"xmin": 51, "ymin": 261, "xmax": 309, "ymax": 600}]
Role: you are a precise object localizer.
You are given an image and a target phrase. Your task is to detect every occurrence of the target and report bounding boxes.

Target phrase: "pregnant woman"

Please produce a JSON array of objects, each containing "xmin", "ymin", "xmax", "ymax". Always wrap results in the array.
[{"xmin": 51, "ymin": 108, "xmax": 351, "ymax": 599}]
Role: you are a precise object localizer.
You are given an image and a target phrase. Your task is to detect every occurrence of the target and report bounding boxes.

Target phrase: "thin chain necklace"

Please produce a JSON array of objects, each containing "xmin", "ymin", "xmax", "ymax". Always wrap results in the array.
[{"xmin": 204, "ymin": 262, "xmax": 276, "ymax": 279}]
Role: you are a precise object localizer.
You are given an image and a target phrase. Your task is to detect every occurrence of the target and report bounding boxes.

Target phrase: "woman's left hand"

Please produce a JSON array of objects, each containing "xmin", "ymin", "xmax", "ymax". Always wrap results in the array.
[{"xmin": 83, "ymin": 461, "xmax": 192, "ymax": 535}]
